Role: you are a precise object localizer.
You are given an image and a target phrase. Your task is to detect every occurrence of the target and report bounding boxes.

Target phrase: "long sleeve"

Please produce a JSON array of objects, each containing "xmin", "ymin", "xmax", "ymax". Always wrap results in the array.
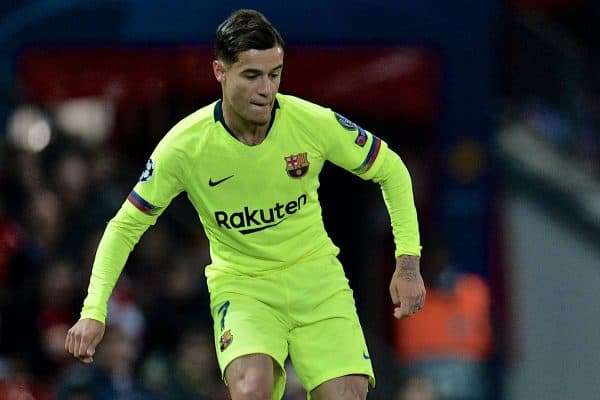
[
  {"xmin": 372, "ymin": 147, "xmax": 421, "ymax": 257},
  {"xmin": 80, "ymin": 205, "xmax": 152, "ymax": 322},
  {"xmin": 80, "ymin": 125, "xmax": 186, "ymax": 323}
]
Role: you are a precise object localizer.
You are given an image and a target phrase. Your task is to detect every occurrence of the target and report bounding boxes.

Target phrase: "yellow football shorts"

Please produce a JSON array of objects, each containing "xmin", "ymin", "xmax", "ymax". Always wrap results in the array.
[{"xmin": 207, "ymin": 255, "xmax": 375, "ymax": 399}]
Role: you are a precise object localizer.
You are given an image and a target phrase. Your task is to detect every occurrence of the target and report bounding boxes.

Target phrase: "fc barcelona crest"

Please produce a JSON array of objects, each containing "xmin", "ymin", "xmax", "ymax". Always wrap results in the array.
[
  {"xmin": 284, "ymin": 153, "xmax": 309, "ymax": 178},
  {"xmin": 220, "ymin": 329, "xmax": 233, "ymax": 351}
]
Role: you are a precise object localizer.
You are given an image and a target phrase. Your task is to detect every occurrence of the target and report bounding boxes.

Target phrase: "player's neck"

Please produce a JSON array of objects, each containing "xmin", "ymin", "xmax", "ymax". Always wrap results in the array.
[{"xmin": 222, "ymin": 103, "xmax": 269, "ymax": 146}]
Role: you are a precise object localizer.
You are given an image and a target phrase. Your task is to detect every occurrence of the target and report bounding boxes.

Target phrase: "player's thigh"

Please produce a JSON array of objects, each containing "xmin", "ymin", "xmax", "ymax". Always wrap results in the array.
[
  {"xmin": 288, "ymin": 287, "xmax": 374, "ymax": 393},
  {"xmin": 310, "ymin": 375, "xmax": 369, "ymax": 400},
  {"xmin": 210, "ymin": 291, "xmax": 288, "ymax": 398},
  {"xmin": 225, "ymin": 353, "xmax": 279, "ymax": 400}
]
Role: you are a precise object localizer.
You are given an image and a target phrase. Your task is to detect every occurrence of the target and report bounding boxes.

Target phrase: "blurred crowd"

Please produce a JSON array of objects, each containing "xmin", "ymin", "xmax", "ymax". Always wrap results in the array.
[{"xmin": 0, "ymin": 110, "xmax": 233, "ymax": 398}]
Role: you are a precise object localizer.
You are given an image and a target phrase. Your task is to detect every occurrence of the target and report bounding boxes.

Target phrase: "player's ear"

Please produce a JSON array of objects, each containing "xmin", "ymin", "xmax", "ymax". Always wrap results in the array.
[{"xmin": 213, "ymin": 60, "xmax": 226, "ymax": 83}]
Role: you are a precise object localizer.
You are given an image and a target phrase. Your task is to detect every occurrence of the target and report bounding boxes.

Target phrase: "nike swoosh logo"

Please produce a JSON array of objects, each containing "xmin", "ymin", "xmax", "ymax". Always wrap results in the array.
[
  {"xmin": 209, "ymin": 175, "xmax": 234, "ymax": 187},
  {"xmin": 363, "ymin": 351, "xmax": 370, "ymax": 360}
]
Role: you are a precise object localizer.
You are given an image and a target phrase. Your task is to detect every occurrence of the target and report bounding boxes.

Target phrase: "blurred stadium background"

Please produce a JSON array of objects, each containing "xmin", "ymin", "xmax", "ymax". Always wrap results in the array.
[{"xmin": 0, "ymin": 1, "xmax": 598, "ymax": 399}]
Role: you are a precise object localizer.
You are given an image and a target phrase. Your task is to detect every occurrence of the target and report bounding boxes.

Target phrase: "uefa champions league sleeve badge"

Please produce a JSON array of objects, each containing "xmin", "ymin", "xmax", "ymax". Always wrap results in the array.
[{"xmin": 139, "ymin": 158, "xmax": 155, "ymax": 183}]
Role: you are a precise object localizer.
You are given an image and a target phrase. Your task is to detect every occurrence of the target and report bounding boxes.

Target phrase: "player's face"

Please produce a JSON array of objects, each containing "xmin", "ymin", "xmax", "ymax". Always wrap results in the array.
[{"xmin": 214, "ymin": 46, "xmax": 283, "ymax": 126}]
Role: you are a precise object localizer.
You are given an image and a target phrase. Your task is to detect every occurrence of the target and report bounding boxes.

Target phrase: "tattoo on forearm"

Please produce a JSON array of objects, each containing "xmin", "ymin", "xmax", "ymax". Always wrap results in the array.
[{"xmin": 396, "ymin": 255, "xmax": 420, "ymax": 281}]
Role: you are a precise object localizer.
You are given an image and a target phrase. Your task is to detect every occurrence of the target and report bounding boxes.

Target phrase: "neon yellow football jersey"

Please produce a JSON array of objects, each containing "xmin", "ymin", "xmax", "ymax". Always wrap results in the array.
[
  {"xmin": 127, "ymin": 93, "xmax": 389, "ymax": 274},
  {"xmin": 81, "ymin": 93, "xmax": 420, "ymax": 322}
]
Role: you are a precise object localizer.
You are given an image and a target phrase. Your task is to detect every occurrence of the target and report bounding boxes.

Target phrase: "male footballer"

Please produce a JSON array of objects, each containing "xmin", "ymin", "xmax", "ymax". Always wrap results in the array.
[{"xmin": 66, "ymin": 9, "xmax": 425, "ymax": 400}]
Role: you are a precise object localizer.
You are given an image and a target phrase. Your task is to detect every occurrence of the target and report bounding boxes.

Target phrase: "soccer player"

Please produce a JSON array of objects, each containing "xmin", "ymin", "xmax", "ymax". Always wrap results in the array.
[{"xmin": 65, "ymin": 9, "xmax": 425, "ymax": 400}]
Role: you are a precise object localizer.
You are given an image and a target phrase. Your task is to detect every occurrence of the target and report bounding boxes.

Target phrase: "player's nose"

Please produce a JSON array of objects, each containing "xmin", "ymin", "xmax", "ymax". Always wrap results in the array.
[{"xmin": 257, "ymin": 75, "xmax": 276, "ymax": 97}]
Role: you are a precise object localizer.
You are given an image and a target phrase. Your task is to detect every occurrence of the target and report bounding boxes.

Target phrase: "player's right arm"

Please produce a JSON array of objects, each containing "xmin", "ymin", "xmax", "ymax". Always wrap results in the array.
[
  {"xmin": 65, "ymin": 139, "xmax": 188, "ymax": 363},
  {"xmin": 65, "ymin": 203, "xmax": 153, "ymax": 363}
]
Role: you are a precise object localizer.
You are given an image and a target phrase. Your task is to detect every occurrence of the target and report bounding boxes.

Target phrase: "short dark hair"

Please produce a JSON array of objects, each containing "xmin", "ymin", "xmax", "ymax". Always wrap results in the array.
[{"xmin": 215, "ymin": 9, "xmax": 285, "ymax": 65}]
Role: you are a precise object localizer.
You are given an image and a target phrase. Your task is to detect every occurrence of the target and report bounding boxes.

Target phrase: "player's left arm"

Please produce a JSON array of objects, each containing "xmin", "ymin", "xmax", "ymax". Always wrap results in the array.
[
  {"xmin": 319, "ymin": 109, "xmax": 425, "ymax": 318},
  {"xmin": 372, "ymin": 148, "xmax": 425, "ymax": 319}
]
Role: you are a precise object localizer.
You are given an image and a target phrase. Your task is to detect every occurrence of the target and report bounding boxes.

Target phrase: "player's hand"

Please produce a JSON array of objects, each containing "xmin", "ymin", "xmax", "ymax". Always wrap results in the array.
[
  {"xmin": 389, "ymin": 255, "xmax": 426, "ymax": 319},
  {"xmin": 65, "ymin": 318, "xmax": 106, "ymax": 363}
]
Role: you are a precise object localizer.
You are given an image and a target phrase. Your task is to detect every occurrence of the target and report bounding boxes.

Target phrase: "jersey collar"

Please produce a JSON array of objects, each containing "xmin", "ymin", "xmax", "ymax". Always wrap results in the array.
[{"xmin": 213, "ymin": 98, "xmax": 280, "ymax": 143}]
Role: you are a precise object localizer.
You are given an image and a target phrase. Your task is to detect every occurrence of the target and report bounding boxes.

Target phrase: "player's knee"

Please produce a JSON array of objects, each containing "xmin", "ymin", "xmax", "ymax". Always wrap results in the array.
[
  {"xmin": 229, "ymin": 374, "xmax": 273, "ymax": 400},
  {"xmin": 226, "ymin": 354, "xmax": 275, "ymax": 400}
]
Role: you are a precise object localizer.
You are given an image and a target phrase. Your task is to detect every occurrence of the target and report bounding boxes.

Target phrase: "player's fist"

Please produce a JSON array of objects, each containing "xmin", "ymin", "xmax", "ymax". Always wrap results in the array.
[
  {"xmin": 389, "ymin": 255, "xmax": 426, "ymax": 319},
  {"xmin": 65, "ymin": 318, "xmax": 105, "ymax": 363}
]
